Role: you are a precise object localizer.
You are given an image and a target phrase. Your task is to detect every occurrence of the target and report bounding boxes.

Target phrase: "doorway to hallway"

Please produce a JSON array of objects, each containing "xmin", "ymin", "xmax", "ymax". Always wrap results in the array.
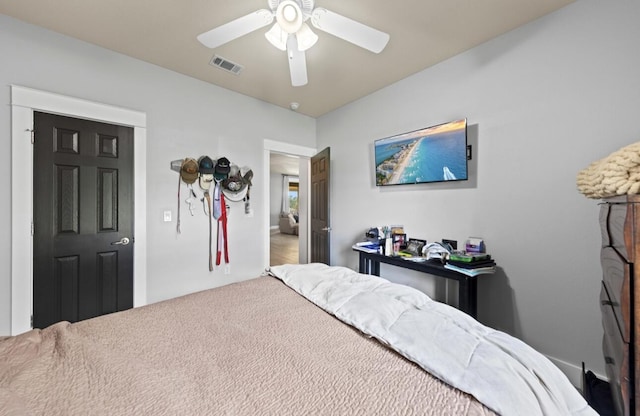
[{"xmin": 269, "ymin": 152, "xmax": 301, "ymax": 266}]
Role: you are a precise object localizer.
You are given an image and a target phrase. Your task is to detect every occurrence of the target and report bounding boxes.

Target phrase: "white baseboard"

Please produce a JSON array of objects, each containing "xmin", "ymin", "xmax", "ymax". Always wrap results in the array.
[{"xmin": 547, "ymin": 355, "xmax": 607, "ymax": 391}]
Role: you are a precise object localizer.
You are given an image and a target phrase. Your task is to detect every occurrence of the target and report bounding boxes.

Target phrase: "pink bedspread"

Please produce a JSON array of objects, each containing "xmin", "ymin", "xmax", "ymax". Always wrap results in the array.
[{"xmin": 0, "ymin": 276, "xmax": 494, "ymax": 415}]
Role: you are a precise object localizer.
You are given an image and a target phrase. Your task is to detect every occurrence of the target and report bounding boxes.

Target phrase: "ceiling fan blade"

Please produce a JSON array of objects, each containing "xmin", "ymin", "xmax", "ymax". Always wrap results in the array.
[
  {"xmin": 310, "ymin": 8, "xmax": 389, "ymax": 53},
  {"xmin": 197, "ymin": 9, "xmax": 274, "ymax": 49},
  {"xmin": 287, "ymin": 36, "xmax": 308, "ymax": 87}
]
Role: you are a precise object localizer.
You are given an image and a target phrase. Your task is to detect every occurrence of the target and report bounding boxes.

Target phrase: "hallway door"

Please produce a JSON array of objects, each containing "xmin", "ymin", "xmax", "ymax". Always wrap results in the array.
[{"xmin": 310, "ymin": 147, "xmax": 330, "ymax": 264}]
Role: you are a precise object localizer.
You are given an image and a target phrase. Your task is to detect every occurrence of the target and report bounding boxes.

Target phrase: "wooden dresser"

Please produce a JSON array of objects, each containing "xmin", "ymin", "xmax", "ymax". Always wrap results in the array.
[{"xmin": 600, "ymin": 195, "xmax": 640, "ymax": 415}]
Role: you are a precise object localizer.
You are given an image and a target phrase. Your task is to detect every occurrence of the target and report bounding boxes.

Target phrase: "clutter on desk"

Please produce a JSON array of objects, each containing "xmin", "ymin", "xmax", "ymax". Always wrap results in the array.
[
  {"xmin": 440, "ymin": 237, "xmax": 495, "ymax": 276},
  {"xmin": 449, "ymin": 252, "xmax": 490, "ymax": 262},
  {"xmin": 355, "ymin": 225, "xmax": 413, "ymax": 256},
  {"xmin": 398, "ymin": 238, "xmax": 426, "ymax": 257},
  {"xmin": 352, "ymin": 241, "xmax": 381, "ymax": 253},
  {"xmin": 422, "ymin": 242, "xmax": 452, "ymax": 262},
  {"xmin": 354, "ymin": 227, "xmax": 384, "ymax": 253},
  {"xmin": 392, "ymin": 233, "xmax": 406, "ymax": 254},
  {"xmin": 354, "ymin": 228, "xmax": 497, "ymax": 277},
  {"xmin": 465, "ymin": 237, "xmax": 485, "ymax": 253},
  {"xmin": 355, "ymin": 227, "xmax": 385, "ymax": 254},
  {"xmin": 445, "ymin": 248, "xmax": 496, "ymax": 277},
  {"xmin": 389, "ymin": 225, "xmax": 405, "ymax": 235},
  {"xmin": 365, "ymin": 227, "xmax": 383, "ymax": 242}
]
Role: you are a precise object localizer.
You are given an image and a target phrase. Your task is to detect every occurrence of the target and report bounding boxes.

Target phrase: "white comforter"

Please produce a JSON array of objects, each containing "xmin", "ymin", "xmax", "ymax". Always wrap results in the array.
[{"xmin": 268, "ymin": 263, "xmax": 596, "ymax": 416}]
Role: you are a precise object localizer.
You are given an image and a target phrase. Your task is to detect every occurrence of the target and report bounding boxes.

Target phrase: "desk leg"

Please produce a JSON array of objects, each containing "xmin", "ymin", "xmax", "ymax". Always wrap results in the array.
[
  {"xmin": 358, "ymin": 253, "xmax": 366, "ymax": 274},
  {"xmin": 458, "ymin": 278, "xmax": 478, "ymax": 319},
  {"xmin": 372, "ymin": 260, "xmax": 380, "ymax": 276},
  {"xmin": 358, "ymin": 253, "xmax": 379, "ymax": 276}
]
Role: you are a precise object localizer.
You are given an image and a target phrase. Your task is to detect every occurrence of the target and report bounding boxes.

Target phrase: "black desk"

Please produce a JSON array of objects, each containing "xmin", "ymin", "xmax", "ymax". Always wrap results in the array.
[{"xmin": 356, "ymin": 250, "xmax": 479, "ymax": 319}]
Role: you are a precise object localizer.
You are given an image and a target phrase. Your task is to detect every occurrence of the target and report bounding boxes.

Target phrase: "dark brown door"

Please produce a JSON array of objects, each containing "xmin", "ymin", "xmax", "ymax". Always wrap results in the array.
[
  {"xmin": 310, "ymin": 147, "xmax": 330, "ymax": 264},
  {"xmin": 33, "ymin": 112, "xmax": 134, "ymax": 329}
]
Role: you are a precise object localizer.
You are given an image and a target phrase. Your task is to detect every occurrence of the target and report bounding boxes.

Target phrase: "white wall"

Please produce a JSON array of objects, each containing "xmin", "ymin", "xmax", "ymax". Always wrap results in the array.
[
  {"xmin": 317, "ymin": 0, "xmax": 640, "ymax": 380},
  {"xmin": 0, "ymin": 14, "xmax": 315, "ymax": 335}
]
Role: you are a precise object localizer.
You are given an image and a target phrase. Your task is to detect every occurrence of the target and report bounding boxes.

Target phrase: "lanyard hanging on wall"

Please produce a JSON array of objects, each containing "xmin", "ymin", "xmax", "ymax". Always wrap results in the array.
[{"xmin": 204, "ymin": 191, "xmax": 213, "ymax": 271}]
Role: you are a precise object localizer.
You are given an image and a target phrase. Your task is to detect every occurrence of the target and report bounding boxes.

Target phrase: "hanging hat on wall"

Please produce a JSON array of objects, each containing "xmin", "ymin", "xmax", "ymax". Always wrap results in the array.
[
  {"xmin": 199, "ymin": 174, "xmax": 214, "ymax": 190},
  {"xmin": 242, "ymin": 167, "xmax": 253, "ymax": 187},
  {"xmin": 199, "ymin": 156, "xmax": 215, "ymax": 174},
  {"xmin": 180, "ymin": 158, "xmax": 199, "ymax": 184},
  {"xmin": 221, "ymin": 164, "xmax": 248, "ymax": 202},
  {"xmin": 229, "ymin": 164, "xmax": 240, "ymax": 178},
  {"xmin": 214, "ymin": 157, "xmax": 231, "ymax": 181},
  {"xmin": 199, "ymin": 156, "xmax": 215, "ymax": 190},
  {"xmin": 241, "ymin": 167, "xmax": 253, "ymax": 214}
]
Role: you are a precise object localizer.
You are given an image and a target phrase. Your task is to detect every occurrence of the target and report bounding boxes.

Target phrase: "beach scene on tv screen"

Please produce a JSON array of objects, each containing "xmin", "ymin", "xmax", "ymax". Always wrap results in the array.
[{"xmin": 375, "ymin": 119, "xmax": 467, "ymax": 186}]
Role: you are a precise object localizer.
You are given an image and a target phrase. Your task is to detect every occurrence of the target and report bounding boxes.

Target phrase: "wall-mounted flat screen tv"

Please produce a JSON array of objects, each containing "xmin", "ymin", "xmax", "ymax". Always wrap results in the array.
[{"xmin": 375, "ymin": 118, "xmax": 468, "ymax": 186}]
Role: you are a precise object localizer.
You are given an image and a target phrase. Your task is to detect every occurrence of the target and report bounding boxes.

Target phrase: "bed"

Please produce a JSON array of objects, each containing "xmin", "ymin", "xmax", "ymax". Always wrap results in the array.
[{"xmin": 1, "ymin": 263, "xmax": 595, "ymax": 415}]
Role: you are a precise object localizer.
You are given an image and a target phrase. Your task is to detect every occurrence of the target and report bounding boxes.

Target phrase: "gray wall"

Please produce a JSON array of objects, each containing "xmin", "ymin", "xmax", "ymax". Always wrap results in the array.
[
  {"xmin": 317, "ymin": 0, "xmax": 640, "ymax": 380},
  {"xmin": 0, "ymin": 14, "xmax": 315, "ymax": 335}
]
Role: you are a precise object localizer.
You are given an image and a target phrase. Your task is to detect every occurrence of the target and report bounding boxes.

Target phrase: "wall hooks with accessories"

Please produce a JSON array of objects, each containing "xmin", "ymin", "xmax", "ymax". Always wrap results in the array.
[{"xmin": 170, "ymin": 155, "xmax": 255, "ymax": 271}]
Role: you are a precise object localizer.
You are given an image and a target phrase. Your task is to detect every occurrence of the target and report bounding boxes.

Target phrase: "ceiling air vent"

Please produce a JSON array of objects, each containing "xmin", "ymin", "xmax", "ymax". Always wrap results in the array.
[{"xmin": 209, "ymin": 55, "xmax": 244, "ymax": 75}]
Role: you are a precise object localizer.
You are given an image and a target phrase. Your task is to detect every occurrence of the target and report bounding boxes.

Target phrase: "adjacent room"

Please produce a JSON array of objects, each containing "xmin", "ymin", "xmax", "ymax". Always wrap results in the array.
[
  {"xmin": 269, "ymin": 152, "xmax": 300, "ymax": 266},
  {"xmin": 1, "ymin": 1, "xmax": 639, "ymax": 414}
]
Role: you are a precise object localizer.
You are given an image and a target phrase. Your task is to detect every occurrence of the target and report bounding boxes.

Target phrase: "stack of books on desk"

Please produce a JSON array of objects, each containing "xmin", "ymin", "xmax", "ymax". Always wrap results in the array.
[
  {"xmin": 352, "ymin": 241, "xmax": 381, "ymax": 254},
  {"xmin": 444, "ymin": 252, "xmax": 496, "ymax": 277}
]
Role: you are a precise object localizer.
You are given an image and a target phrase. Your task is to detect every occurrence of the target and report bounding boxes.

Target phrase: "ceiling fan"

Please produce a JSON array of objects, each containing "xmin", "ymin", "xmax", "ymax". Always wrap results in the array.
[{"xmin": 197, "ymin": 0, "xmax": 390, "ymax": 87}]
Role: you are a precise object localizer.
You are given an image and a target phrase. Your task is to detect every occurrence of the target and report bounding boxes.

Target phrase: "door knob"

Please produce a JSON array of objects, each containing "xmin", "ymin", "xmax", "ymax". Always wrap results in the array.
[
  {"xmin": 111, "ymin": 237, "xmax": 131, "ymax": 246},
  {"xmin": 322, "ymin": 227, "xmax": 331, "ymax": 232}
]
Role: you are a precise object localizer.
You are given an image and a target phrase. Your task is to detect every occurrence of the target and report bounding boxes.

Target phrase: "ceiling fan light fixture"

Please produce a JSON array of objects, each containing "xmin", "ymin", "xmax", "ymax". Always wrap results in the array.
[
  {"xmin": 296, "ymin": 23, "xmax": 318, "ymax": 51},
  {"xmin": 198, "ymin": 0, "xmax": 389, "ymax": 88},
  {"xmin": 265, "ymin": 23, "xmax": 288, "ymax": 51},
  {"xmin": 276, "ymin": 0, "xmax": 303, "ymax": 34},
  {"xmin": 283, "ymin": 5, "xmax": 297, "ymax": 21}
]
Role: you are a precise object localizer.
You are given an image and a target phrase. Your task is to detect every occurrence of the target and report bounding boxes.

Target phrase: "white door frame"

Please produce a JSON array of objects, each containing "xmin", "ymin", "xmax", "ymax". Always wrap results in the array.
[
  {"xmin": 263, "ymin": 140, "xmax": 316, "ymax": 267},
  {"xmin": 10, "ymin": 85, "xmax": 147, "ymax": 335}
]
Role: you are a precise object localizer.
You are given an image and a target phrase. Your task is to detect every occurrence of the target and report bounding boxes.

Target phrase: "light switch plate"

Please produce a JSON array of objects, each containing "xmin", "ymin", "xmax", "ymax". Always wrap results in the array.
[{"xmin": 163, "ymin": 210, "xmax": 172, "ymax": 222}]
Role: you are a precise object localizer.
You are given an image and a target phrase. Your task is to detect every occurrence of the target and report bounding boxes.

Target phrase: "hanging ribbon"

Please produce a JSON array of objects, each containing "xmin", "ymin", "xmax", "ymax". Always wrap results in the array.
[
  {"xmin": 216, "ymin": 192, "xmax": 229, "ymax": 265},
  {"xmin": 176, "ymin": 173, "xmax": 182, "ymax": 234},
  {"xmin": 204, "ymin": 191, "xmax": 213, "ymax": 271}
]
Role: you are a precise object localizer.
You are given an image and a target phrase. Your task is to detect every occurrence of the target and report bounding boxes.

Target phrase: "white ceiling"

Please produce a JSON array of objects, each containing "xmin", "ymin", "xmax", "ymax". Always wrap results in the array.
[
  {"xmin": 270, "ymin": 153, "xmax": 300, "ymax": 176},
  {"xmin": 0, "ymin": 0, "xmax": 574, "ymax": 117}
]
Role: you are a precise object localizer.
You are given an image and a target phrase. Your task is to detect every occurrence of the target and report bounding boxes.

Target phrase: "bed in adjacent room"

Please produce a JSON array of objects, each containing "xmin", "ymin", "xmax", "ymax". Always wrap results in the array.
[{"xmin": 0, "ymin": 263, "xmax": 595, "ymax": 415}]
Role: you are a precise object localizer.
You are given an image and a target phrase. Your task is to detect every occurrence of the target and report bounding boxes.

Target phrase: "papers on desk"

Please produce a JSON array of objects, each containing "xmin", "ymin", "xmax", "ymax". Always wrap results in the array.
[
  {"xmin": 352, "ymin": 242, "xmax": 380, "ymax": 253},
  {"xmin": 405, "ymin": 257, "xmax": 428, "ymax": 262},
  {"xmin": 444, "ymin": 263, "xmax": 496, "ymax": 277}
]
